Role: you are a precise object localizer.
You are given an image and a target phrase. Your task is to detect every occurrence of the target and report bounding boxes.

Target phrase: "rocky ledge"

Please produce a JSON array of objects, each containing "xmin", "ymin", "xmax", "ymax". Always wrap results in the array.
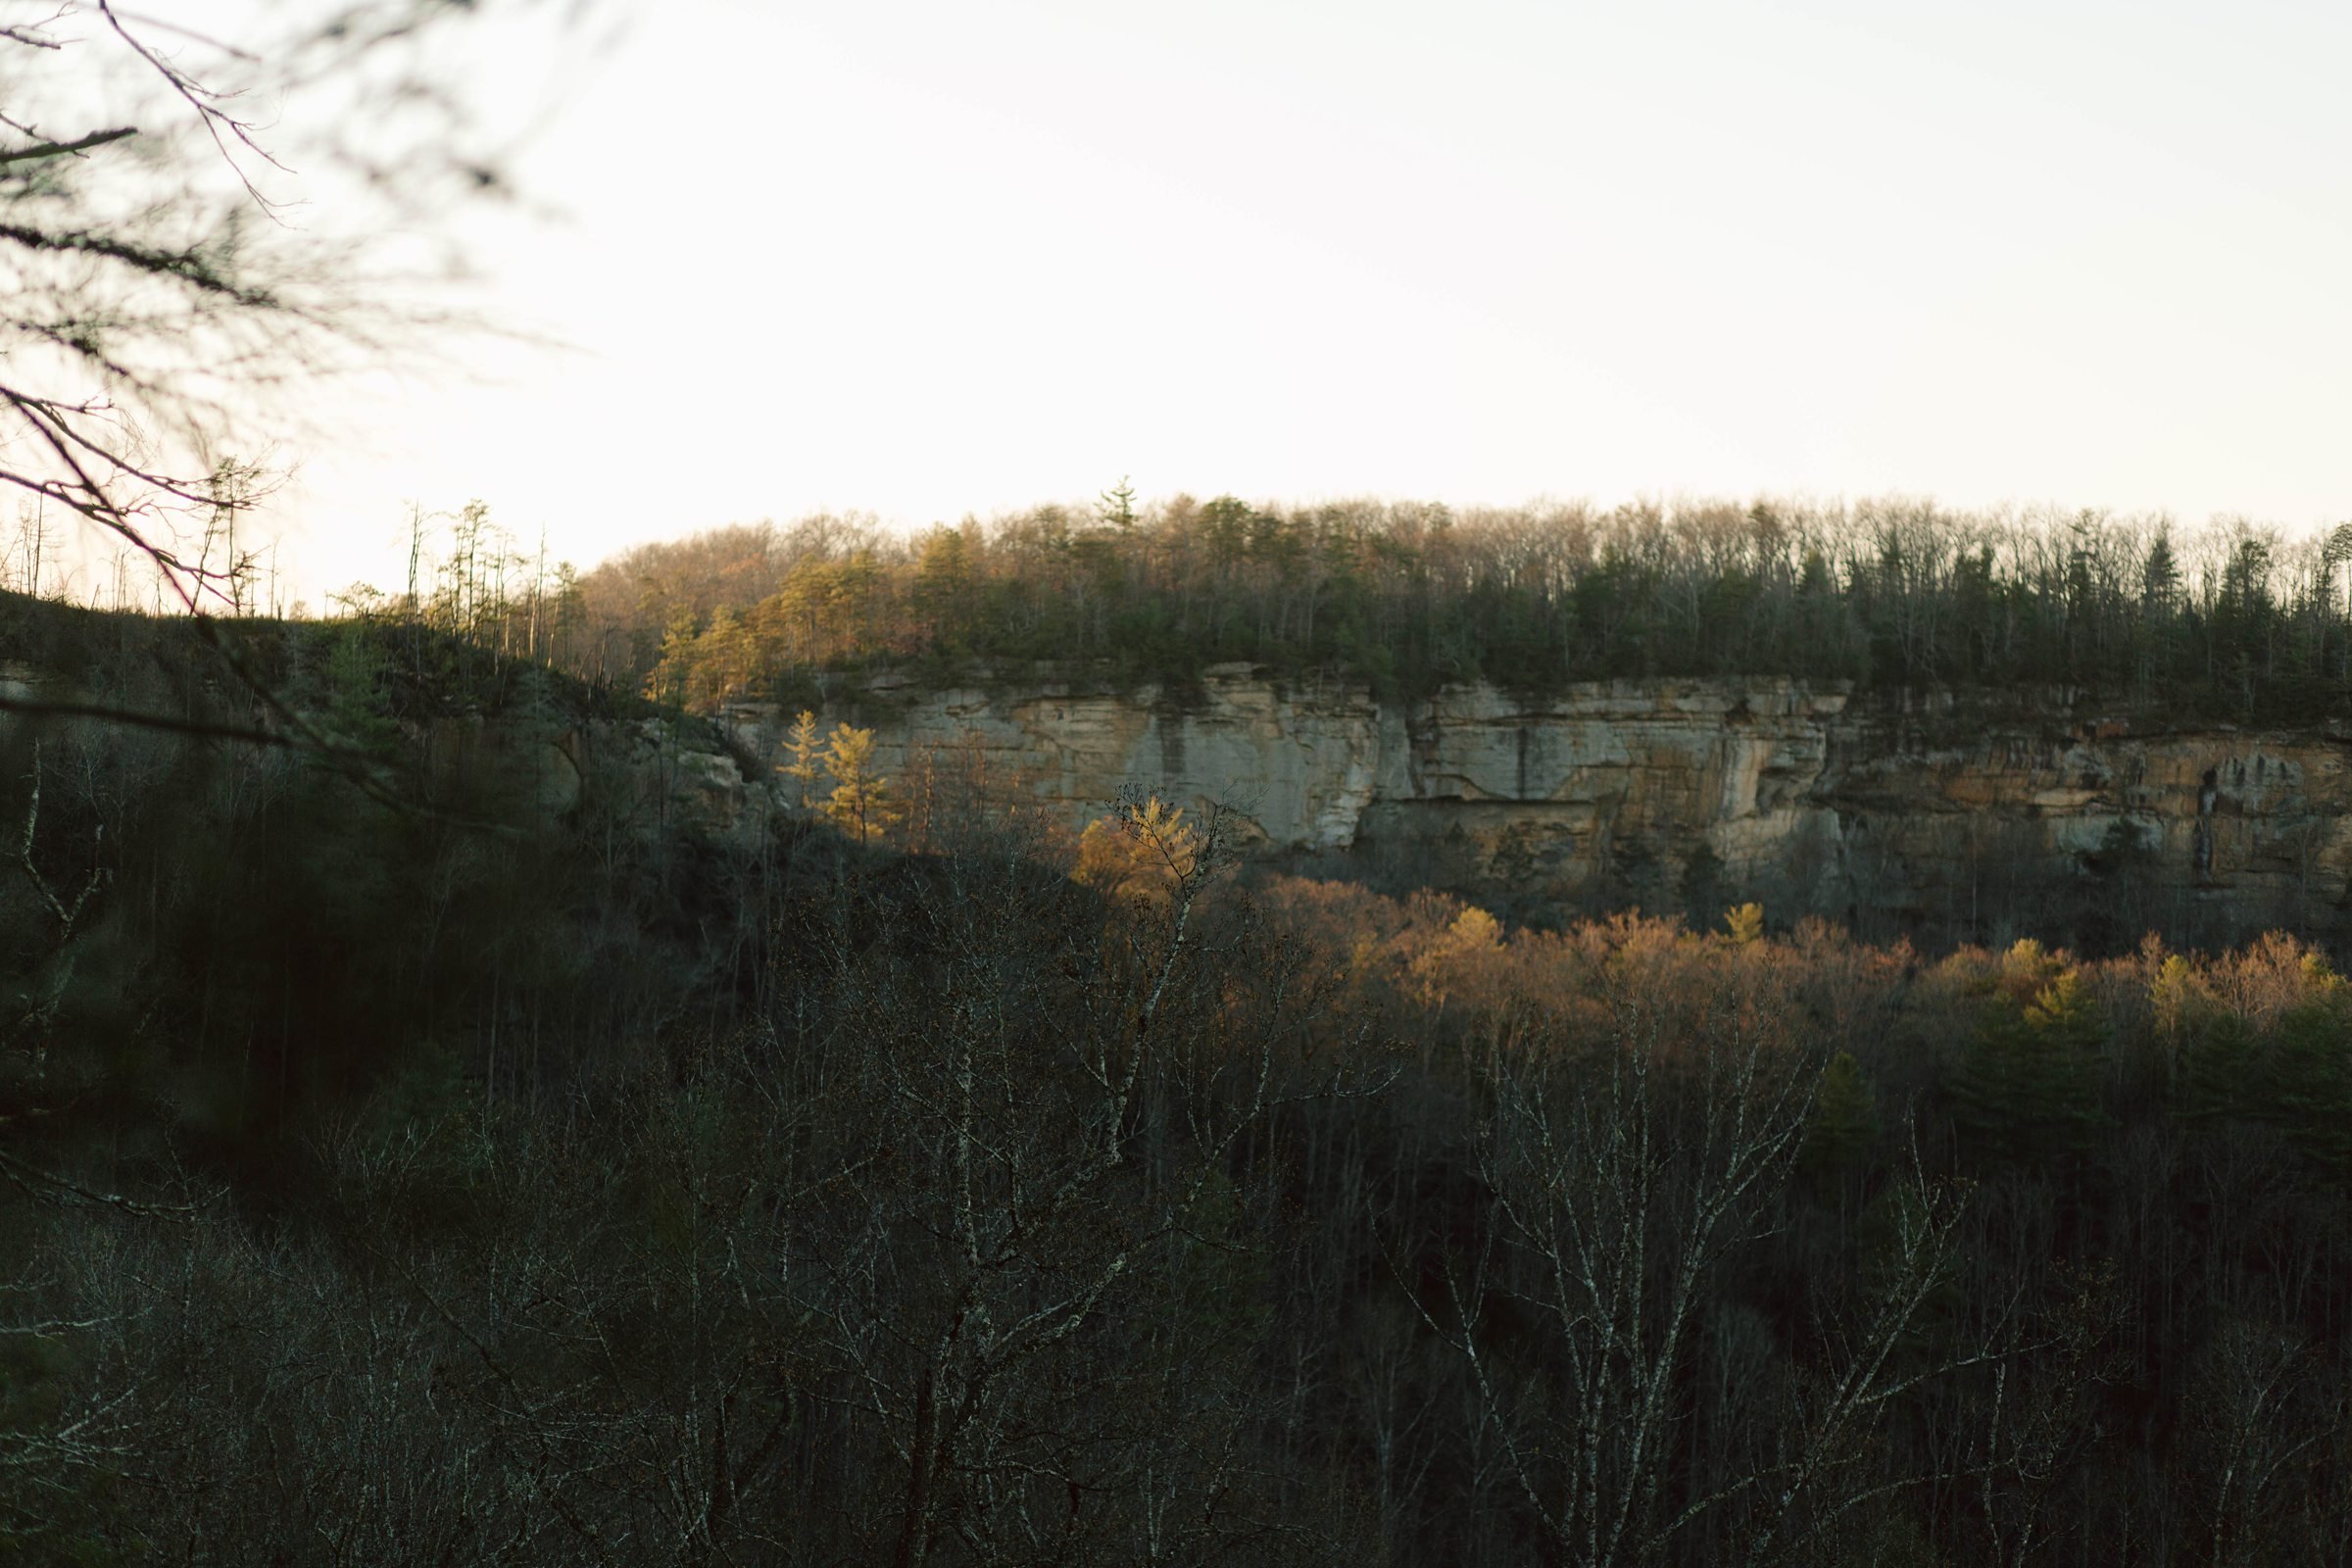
[{"xmin": 722, "ymin": 666, "xmax": 2352, "ymax": 943}]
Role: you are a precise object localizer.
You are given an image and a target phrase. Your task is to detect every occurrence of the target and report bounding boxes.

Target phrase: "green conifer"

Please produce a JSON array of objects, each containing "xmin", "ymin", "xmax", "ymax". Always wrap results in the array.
[
  {"xmin": 1801, "ymin": 1051, "xmax": 1880, "ymax": 1180},
  {"xmin": 2267, "ymin": 1003, "xmax": 2352, "ymax": 1170},
  {"xmin": 1951, "ymin": 968, "xmax": 2109, "ymax": 1163}
]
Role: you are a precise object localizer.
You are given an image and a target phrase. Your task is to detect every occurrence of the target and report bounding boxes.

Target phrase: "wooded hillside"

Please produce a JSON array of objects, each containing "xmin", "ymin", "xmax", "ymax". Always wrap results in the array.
[
  {"xmin": 537, "ymin": 493, "xmax": 2352, "ymax": 717},
  {"xmin": 0, "ymin": 610, "xmax": 2348, "ymax": 1560}
]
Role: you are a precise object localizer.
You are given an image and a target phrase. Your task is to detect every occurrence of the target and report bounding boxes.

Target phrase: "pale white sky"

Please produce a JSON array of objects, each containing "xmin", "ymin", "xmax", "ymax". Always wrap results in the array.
[{"xmin": 218, "ymin": 0, "xmax": 2352, "ymax": 598}]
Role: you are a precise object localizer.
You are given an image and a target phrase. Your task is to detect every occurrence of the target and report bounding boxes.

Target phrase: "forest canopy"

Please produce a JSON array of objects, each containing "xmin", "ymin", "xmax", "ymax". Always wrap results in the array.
[{"xmin": 527, "ymin": 492, "xmax": 2352, "ymax": 719}]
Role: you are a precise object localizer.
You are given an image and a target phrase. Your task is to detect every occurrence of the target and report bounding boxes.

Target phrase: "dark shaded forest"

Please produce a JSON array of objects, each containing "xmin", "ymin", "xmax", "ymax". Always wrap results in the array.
[
  {"xmin": 508, "ymin": 493, "xmax": 2352, "ymax": 719},
  {"xmin": 3, "ymin": 596, "xmax": 2352, "ymax": 1563}
]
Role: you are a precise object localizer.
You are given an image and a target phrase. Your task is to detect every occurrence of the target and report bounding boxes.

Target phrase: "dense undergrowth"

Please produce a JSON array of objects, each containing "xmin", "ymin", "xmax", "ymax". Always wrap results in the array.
[{"xmin": 1, "ymin": 615, "xmax": 2350, "ymax": 1560}]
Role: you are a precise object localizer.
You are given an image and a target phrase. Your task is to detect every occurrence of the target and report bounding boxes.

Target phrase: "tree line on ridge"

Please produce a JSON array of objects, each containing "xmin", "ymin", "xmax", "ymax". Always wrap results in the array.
[{"xmin": 511, "ymin": 490, "xmax": 2352, "ymax": 718}]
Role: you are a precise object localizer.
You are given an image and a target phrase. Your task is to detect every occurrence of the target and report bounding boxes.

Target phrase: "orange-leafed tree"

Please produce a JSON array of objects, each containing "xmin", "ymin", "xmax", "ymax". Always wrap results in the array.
[
  {"xmin": 819, "ymin": 722, "xmax": 896, "ymax": 844},
  {"xmin": 1072, "ymin": 796, "xmax": 1201, "ymax": 909}
]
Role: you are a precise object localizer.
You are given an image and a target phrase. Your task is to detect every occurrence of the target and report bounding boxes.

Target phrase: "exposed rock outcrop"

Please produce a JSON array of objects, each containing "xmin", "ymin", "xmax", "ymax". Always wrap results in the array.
[{"xmin": 724, "ymin": 666, "xmax": 2352, "ymax": 943}]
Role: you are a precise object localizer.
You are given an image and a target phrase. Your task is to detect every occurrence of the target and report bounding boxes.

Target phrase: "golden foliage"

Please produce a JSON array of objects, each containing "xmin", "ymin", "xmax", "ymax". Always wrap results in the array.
[
  {"xmin": 1072, "ymin": 796, "xmax": 1200, "ymax": 909},
  {"xmin": 779, "ymin": 709, "xmax": 822, "ymax": 809},
  {"xmin": 774, "ymin": 713, "xmax": 899, "ymax": 842},
  {"xmin": 818, "ymin": 722, "xmax": 897, "ymax": 843},
  {"xmin": 1408, "ymin": 905, "xmax": 1505, "ymax": 1006}
]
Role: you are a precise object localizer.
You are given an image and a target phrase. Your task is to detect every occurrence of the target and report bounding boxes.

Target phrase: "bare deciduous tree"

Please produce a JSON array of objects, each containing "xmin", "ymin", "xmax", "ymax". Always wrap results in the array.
[
  {"xmin": 1425, "ymin": 940, "xmax": 2008, "ymax": 1567},
  {"xmin": 0, "ymin": 0, "xmax": 565, "ymax": 760}
]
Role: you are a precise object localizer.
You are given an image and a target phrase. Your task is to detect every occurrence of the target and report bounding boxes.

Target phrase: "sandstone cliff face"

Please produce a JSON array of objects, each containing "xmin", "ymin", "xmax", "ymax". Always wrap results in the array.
[
  {"xmin": 724, "ymin": 667, "xmax": 2352, "ymax": 941},
  {"xmin": 1825, "ymin": 698, "xmax": 2352, "ymax": 937}
]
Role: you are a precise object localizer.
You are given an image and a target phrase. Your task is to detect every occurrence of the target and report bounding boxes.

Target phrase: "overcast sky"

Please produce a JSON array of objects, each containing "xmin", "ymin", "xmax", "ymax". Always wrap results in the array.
[{"xmin": 226, "ymin": 0, "xmax": 2352, "ymax": 599}]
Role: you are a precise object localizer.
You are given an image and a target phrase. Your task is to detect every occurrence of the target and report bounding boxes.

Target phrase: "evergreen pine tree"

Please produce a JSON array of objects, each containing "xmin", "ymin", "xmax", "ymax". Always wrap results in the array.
[
  {"xmin": 2266, "ymin": 1002, "xmax": 2352, "ymax": 1170},
  {"xmin": 1951, "ymin": 967, "xmax": 2110, "ymax": 1163},
  {"xmin": 1801, "ymin": 1051, "xmax": 1880, "ymax": 1181}
]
